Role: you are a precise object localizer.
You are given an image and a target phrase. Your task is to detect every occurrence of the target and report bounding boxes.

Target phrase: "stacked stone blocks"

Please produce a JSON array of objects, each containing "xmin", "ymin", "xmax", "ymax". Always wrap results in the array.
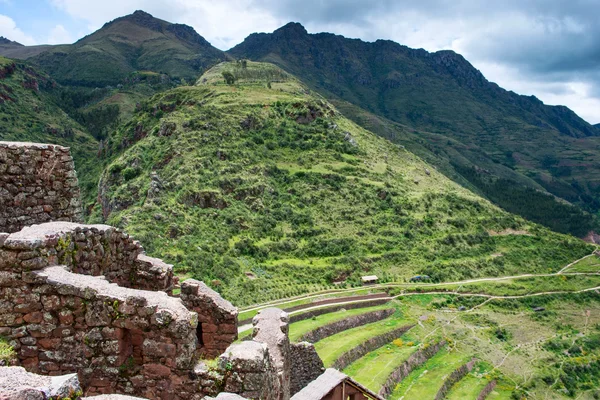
[{"xmin": 0, "ymin": 142, "xmax": 83, "ymax": 233}]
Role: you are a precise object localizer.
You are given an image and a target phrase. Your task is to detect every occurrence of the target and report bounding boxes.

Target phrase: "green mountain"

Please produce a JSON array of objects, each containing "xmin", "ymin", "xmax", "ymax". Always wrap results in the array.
[
  {"xmin": 94, "ymin": 61, "xmax": 591, "ymax": 306},
  {"xmin": 0, "ymin": 11, "xmax": 226, "ymax": 86},
  {"xmin": 0, "ymin": 56, "xmax": 100, "ymax": 206},
  {"xmin": 229, "ymin": 23, "xmax": 600, "ymax": 237}
]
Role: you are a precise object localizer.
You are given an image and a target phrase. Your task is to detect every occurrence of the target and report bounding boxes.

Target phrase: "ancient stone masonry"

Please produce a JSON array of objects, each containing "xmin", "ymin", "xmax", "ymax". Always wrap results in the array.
[
  {"xmin": 180, "ymin": 280, "xmax": 237, "ymax": 358},
  {"xmin": 378, "ymin": 340, "xmax": 447, "ymax": 398},
  {"xmin": 434, "ymin": 358, "xmax": 477, "ymax": 400},
  {"xmin": 0, "ymin": 141, "xmax": 333, "ymax": 400},
  {"xmin": 289, "ymin": 342, "xmax": 324, "ymax": 396},
  {"xmin": 476, "ymin": 380, "xmax": 497, "ymax": 400},
  {"xmin": 299, "ymin": 308, "xmax": 394, "ymax": 343},
  {"xmin": 332, "ymin": 324, "xmax": 414, "ymax": 371},
  {"xmin": 0, "ymin": 220, "xmax": 240, "ymax": 399},
  {"xmin": 0, "ymin": 142, "xmax": 83, "ymax": 233}
]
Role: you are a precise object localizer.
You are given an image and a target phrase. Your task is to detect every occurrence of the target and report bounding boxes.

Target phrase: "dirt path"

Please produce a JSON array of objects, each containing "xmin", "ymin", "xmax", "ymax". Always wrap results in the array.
[
  {"xmin": 240, "ymin": 251, "xmax": 598, "ymax": 324},
  {"xmin": 238, "ymin": 295, "xmax": 392, "ymax": 334}
]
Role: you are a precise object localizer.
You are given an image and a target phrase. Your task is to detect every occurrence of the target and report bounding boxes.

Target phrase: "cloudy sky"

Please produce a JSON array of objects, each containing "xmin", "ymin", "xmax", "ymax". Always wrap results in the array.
[{"xmin": 1, "ymin": 0, "xmax": 599, "ymax": 123}]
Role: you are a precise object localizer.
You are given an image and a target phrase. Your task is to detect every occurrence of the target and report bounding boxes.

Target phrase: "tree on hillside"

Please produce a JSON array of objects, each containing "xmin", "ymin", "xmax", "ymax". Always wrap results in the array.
[{"xmin": 222, "ymin": 71, "xmax": 236, "ymax": 84}]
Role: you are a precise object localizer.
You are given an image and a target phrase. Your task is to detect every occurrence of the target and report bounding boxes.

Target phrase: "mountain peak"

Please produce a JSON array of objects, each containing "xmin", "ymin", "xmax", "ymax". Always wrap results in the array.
[
  {"xmin": 0, "ymin": 36, "xmax": 23, "ymax": 46},
  {"xmin": 275, "ymin": 22, "xmax": 308, "ymax": 36},
  {"xmin": 103, "ymin": 9, "xmax": 164, "ymax": 31}
]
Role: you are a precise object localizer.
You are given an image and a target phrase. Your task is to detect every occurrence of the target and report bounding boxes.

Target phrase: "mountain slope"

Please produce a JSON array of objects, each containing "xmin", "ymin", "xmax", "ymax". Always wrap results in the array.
[
  {"xmin": 4, "ymin": 11, "xmax": 227, "ymax": 86},
  {"xmin": 94, "ymin": 61, "xmax": 591, "ymax": 306},
  {"xmin": 229, "ymin": 23, "xmax": 600, "ymax": 236},
  {"xmin": 0, "ymin": 57, "xmax": 100, "ymax": 206}
]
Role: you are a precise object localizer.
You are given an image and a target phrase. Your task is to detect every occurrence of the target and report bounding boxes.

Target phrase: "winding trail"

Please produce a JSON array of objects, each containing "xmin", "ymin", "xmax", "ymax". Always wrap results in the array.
[{"xmin": 238, "ymin": 252, "xmax": 599, "ymax": 334}]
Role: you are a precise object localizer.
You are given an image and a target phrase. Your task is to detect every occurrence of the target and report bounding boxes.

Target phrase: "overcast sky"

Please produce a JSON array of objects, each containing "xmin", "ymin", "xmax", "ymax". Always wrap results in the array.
[{"xmin": 1, "ymin": 0, "xmax": 600, "ymax": 123}]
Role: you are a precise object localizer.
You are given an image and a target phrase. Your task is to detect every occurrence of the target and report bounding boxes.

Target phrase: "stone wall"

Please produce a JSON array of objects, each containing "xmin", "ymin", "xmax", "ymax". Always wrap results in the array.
[
  {"xmin": 0, "ymin": 222, "xmax": 173, "ymax": 292},
  {"xmin": 299, "ymin": 308, "xmax": 394, "ymax": 343},
  {"xmin": 289, "ymin": 343, "xmax": 324, "ymax": 396},
  {"xmin": 180, "ymin": 280, "xmax": 238, "ymax": 358},
  {"xmin": 332, "ymin": 324, "xmax": 414, "ymax": 371},
  {"xmin": 434, "ymin": 358, "xmax": 476, "ymax": 400},
  {"xmin": 476, "ymin": 380, "xmax": 497, "ymax": 400},
  {"xmin": 251, "ymin": 308, "xmax": 291, "ymax": 400},
  {"xmin": 0, "ymin": 142, "xmax": 83, "ymax": 233},
  {"xmin": 217, "ymin": 341, "xmax": 280, "ymax": 400},
  {"xmin": 0, "ymin": 221, "xmax": 240, "ymax": 399},
  {"xmin": 287, "ymin": 299, "xmax": 390, "ymax": 324},
  {"xmin": 378, "ymin": 340, "xmax": 447, "ymax": 398}
]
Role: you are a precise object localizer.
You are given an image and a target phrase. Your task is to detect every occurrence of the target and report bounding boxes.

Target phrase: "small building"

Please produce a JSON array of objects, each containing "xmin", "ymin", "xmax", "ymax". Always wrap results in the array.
[
  {"xmin": 361, "ymin": 275, "xmax": 379, "ymax": 285},
  {"xmin": 291, "ymin": 369, "xmax": 384, "ymax": 400}
]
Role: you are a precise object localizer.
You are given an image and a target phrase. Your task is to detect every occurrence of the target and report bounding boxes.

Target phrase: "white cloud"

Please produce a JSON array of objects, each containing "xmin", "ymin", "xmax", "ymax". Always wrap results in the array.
[
  {"xmin": 0, "ymin": 14, "xmax": 36, "ymax": 45},
  {"xmin": 36, "ymin": 0, "xmax": 600, "ymax": 123},
  {"xmin": 47, "ymin": 24, "xmax": 73, "ymax": 44},
  {"xmin": 48, "ymin": 0, "xmax": 282, "ymax": 49}
]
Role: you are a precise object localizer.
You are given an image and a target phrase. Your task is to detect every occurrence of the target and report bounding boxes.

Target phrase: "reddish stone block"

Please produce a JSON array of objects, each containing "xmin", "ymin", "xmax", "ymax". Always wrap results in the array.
[
  {"xmin": 143, "ymin": 363, "xmax": 171, "ymax": 379},
  {"xmin": 19, "ymin": 346, "xmax": 38, "ymax": 358},
  {"xmin": 23, "ymin": 311, "xmax": 43, "ymax": 324},
  {"xmin": 52, "ymin": 326, "xmax": 74, "ymax": 337},
  {"xmin": 202, "ymin": 323, "xmax": 218, "ymax": 333},
  {"xmin": 58, "ymin": 310, "xmax": 74, "ymax": 325},
  {"xmin": 37, "ymin": 338, "xmax": 61, "ymax": 349},
  {"xmin": 21, "ymin": 357, "xmax": 39, "ymax": 369}
]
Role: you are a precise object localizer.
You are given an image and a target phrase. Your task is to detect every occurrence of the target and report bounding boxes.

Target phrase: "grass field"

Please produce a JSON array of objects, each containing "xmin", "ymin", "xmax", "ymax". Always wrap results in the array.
[
  {"xmin": 389, "ymin": 348, "xmax": 469, "ymax": 400},
  {"xmin": 315, "ymin": 314, "xmax": 413, "ymax": 367},
  {"xmin": 445, "ymin": 362, "xmax": 493, "ymax": 400},
  {"xmin": 237, "ymin": 287, "xmax": 386, "ymax": 322},
  {"xmin": 288, "ymin": 304, "xmax": 393, "ymax": 342},
  {"xmin": 565, "ymin": 255, "xmax": 600, "ymax": 273},
  {"xmin": 343, "ymin": 333, "xmax": 419, "ymax": 392}
]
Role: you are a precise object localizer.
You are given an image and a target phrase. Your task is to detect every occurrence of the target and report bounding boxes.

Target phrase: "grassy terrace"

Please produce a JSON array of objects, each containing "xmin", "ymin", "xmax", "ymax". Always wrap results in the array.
[
  {"xmin": 565, "ymin": 254, "xmax": 600, "ymax": 273},
  {"xmin": 343, "ymin": 330, "xmax": 422, "ymax": 392},
  {"xmin": 315, "ymin": 313, "xmax": 413, "ymax": 367},
  {"xmin": 237, "ymin": 287, "xmax": 387, "ymax": 322},
  {"xmin": 288, "ymin": 304, "xmax": 392, "ymax": 342},
  {"xmin": 445, "ymin": 362, "xmax": 493, "ymax": 400},
  {"xmin": 389, "ymin": 348, "xmax": 469, "ymax": 400}
]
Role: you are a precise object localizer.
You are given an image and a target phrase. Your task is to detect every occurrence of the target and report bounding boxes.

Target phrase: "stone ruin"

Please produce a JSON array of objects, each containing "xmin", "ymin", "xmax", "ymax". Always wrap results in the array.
[
  {"xmin": 0, "ymin": 141, "xmax": 332, "ymax": 400},
  {"xmin": 0, "ymin": 142, "xmax": 83, "ymax": 233}
]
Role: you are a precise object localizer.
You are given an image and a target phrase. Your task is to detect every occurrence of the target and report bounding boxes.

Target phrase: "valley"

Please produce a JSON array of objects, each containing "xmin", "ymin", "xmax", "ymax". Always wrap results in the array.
[{"xmin": 1, "ymin": 8, "xmax": 600, "ymax": 399}]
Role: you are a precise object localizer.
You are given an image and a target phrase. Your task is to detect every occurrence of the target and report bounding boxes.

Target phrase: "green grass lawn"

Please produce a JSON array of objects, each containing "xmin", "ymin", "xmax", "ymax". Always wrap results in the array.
[
  {"xmin": 445, "ymin": 362, "xmax": 492, "ymax": 400},
  {"xmin": 343, "ymin": 334, "xmax": 419, "ymax": 392},
  {"xmin": 315, "ymin": 314, "xmax": 412, "ymax": 367},
  {"xmin": 566, "ymin": 255, "xmax": 600, "ymax": 273},
  {"xmin": 289, "ymin": 304, "xmax": 392, "ymax": 342},
  {"xmin": 237, "ymin": 287, "xmax": 386, "ymax": 322},
  {"xmin": 389, "ymin": 348, "xmax": 469, "ymax": 400}
]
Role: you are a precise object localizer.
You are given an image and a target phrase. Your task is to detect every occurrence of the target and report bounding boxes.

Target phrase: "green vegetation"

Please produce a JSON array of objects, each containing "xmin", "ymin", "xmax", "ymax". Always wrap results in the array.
[
  {"xmin": 230, "ymin": 24, "xmax": 600, "ymax": 237},
  {"xmin": 288, "ymin": 304, "xmax": 391, "ymax": 342},
  {"xmin": 445, "ymin": 362, "xmax": 494, "ymax": 400},
  {"xmin": 343, "ymin": 333, "xmax": 420, "ymax": 392},
  {"xmin": 566, "ymin": 255, "xmax": 600, "ymax": 273},
  {"xmin": 94, "ymin": 61, "xmax": 592, "ymax": 306},
  {"xmin": 0, "ymin": 336, "xmax": 15, "ymax": 364},
  {"xmin": 27, "ymin": 11, "xmax": 225, "ymax": 86},
  {"xmin": 389, "ymin": 347, "xmax": 469, "ymax": 399},
  {"xmin": 314, "ymin": 312, "xmax": 411, "ymax": 366},
  {"xmin": 0, "ymin": 57, "xmax": 100, "ymax": 206}
]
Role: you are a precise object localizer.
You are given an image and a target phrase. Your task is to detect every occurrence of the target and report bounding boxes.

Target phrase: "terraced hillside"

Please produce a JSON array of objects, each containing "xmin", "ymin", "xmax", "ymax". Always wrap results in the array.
[
  {"xmin": 249, "ymin": 252, "xmax": 600, "ymax": 399},
  {"xmin": 93, "ymin": 60, "xmax": 591, "ymax": 307}
]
